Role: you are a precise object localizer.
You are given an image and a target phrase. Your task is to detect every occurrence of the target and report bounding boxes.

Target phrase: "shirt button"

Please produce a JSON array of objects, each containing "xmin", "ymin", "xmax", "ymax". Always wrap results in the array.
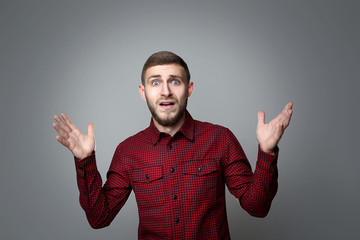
[
  {"xmin": 175, "ymin": 218, "xmax": 179, "ymax": 223},
  {"xmin": 170, "ymin": 168, "xmax": 175, "ymax": 173},
  {"xmin": 146, "ymin": 174, "xmax": 150, "ymax": 179},
  {"xmin": 168, "ymin": 145, "xmax": 172, "ymax": 150},
  {"xmin": 173, "ymin": 195, "xmax": 178, "ymax": 200},
  {"xmin": 198, "ymin": 167, "xmax": 202, "ymax": 172}
]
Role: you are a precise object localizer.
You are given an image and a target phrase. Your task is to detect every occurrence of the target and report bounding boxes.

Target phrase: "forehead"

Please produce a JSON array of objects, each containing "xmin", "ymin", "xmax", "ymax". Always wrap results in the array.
[{"xmin": 145, "ymin": 64, "xmax": 185, "ymax": 79}]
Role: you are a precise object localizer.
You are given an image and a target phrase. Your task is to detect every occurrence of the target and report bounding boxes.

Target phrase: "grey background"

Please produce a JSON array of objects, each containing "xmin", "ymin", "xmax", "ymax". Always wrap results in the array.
[{"xmin": 1, "ymin": 0, "xmax": 359, "ymax": 239}]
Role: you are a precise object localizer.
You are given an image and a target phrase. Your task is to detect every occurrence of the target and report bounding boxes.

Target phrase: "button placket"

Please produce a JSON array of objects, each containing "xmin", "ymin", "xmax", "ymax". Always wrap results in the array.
[{"xmin": 164, "ymin": 138, "xmax": 183, "ymax": 237}]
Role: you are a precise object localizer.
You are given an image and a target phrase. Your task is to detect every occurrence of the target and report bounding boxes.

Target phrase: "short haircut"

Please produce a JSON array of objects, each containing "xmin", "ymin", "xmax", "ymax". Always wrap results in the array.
[{"xmin": 141, "ymin": 51, "xmax": 191, "ymax": 85}]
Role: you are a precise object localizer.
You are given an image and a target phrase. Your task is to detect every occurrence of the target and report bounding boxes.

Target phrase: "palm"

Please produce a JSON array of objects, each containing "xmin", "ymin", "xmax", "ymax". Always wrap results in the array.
[
  {"xmin": 256, "ymin": 102, "xmax": 293, "ymax": 154},
  {"xmin": 53, "ymin": 113, "xmax": 95, "ymax": 159},
  {"xmin": 67, "ymin": 128, "xmax": 95, "ymax": 159}
]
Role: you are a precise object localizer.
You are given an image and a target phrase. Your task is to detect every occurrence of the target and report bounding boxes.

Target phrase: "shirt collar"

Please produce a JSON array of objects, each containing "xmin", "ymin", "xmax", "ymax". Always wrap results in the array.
[{"xmin": 149, "ymin": 110, "xmax": 195, "ymax": 145}]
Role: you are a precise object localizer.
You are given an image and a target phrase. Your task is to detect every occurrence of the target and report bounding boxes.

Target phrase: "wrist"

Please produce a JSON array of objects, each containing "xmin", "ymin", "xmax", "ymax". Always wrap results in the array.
[
  {"xmin": 259, "ymin": 144, "xmax": 276, "ymax": 155},
  {"xmin": 75, "ymin": 151, "xmax": 93, "ymax": 160}
]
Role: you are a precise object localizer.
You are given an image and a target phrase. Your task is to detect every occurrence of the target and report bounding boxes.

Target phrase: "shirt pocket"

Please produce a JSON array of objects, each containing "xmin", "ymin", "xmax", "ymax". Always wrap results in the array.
[
  {"xmin": 181, "ymin": 160, "xmax": 218, "ymax": 202},
  {"xmin": 132, "ymin": 165, "xmax": 165, "ymax": 209}
]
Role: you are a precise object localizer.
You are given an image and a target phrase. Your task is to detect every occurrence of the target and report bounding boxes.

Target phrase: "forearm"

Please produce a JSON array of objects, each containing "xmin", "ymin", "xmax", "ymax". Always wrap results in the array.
[
  {"xmin": 75, "ymin": 153, "xmax": 130, "ymax": 229},
  {"xmin": 239, "ymin": 146, "xmax": 278, "ymax": 217}
]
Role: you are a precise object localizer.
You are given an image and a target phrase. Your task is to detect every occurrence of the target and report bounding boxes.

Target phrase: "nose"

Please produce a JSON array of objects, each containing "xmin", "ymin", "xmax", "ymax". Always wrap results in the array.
[{"xmin": 160, "ymin": 83, "xmax": 172, "ymax": 97}]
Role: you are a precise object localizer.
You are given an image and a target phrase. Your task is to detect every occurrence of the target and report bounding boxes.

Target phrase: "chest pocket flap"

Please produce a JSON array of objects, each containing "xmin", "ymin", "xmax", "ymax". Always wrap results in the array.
[
  {"xmin": 132, "ymin": 165, "xmax": 163, "ymax": 183},
  {"xmin": 182, "ymin": 160, "xmax": 217, "ymax": 176}
]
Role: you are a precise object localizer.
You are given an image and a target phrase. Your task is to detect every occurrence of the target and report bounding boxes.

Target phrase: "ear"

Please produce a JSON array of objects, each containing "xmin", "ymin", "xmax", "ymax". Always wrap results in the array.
[
  {"xmin": 187, "ymin": 82, "xmax": 194, "ymax": 98},
  {"xmin": 139, "ymin": 84, "xmax": 146, "ymax": 101}
]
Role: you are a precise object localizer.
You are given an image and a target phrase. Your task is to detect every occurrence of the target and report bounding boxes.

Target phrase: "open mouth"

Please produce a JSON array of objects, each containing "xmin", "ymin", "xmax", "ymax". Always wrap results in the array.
[
  {"xmin": 159, "ymin": 101, "xmax": 176, "ymax": 110},
  {"xmin": 160, "ymin": 102, "xmax": 175, "ymax": 106}
]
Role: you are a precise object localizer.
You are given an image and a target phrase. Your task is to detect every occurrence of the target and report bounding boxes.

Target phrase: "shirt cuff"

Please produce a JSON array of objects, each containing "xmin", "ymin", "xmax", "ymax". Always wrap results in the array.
[
  {"xmin": 256, "ymin": 145, "xmax": 279, "ymax": 172},
  {"xmin": 74, "ymin": 151, "xmax": 98, "ymax": 176}
]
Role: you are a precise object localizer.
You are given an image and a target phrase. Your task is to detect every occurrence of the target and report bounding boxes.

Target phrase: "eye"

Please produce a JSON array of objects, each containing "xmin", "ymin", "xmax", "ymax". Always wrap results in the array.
[
  {"xmin": 152, "ymin": 80, "xmax": 160, "ymax": 86},
  {"xmin": 171, "ymin": 79, "xmax": 180, "ymax": 85}
]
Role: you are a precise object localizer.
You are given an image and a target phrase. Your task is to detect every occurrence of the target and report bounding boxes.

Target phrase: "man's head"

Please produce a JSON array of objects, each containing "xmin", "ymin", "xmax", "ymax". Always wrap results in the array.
[
  {"xmin": 139, "ymin": 51, "xmax": 193, "ymax": 132},
  {"xmin": 141, "ymin": 51, "xmax": 191, "ymax": 85}
]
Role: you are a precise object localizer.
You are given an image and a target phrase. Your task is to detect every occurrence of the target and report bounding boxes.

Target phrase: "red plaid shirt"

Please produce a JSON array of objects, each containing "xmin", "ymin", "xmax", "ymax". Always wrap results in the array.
[{"xmin": 75, "ymin": 111, "xmax": 278, "ymax": 239}]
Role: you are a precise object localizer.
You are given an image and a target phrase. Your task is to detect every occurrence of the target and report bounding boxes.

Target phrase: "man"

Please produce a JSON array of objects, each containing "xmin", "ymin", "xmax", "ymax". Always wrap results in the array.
[{"xmin": 53, "ymin": 51, "xmax": 293, "ymax": 239}]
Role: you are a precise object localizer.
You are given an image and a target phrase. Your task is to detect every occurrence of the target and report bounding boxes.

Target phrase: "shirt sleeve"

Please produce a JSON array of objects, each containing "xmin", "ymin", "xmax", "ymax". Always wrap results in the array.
[
  {"xmin": 74, "ymin": 147, "xmax": 132, "ymax": 229},
  {"xmin": 223, "ymin": 129, "xmax": 278, "ymax": 217}
]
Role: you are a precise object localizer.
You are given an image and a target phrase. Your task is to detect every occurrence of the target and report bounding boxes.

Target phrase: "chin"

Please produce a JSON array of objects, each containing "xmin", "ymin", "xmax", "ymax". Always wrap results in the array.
[{"xmin": 154, "ymin": 111, "xmax": 183, "ymax": 127}]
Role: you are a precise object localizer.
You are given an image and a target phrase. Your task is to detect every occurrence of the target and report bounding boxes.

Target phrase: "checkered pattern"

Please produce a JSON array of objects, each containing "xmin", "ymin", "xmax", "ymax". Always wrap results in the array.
[{"xmin": 75, "ymin": 111, "xmax": 278, "ymax": 239}]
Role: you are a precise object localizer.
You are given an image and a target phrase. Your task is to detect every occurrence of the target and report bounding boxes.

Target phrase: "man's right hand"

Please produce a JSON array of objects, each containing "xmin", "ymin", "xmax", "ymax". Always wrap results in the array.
[{"xmin": 53, "ymin": 113, "xmax": 95, "ymax": 160}]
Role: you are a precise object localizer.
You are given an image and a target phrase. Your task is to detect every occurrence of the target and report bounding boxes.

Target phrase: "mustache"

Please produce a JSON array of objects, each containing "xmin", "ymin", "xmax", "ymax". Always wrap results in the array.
[{"xmin": 156, "ymin": 98, "xmax": 178, "ymax": 104}]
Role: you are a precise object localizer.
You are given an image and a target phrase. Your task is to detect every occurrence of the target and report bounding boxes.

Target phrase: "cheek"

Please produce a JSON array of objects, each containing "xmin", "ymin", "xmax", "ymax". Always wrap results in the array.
[
  {"xmin": 144, "ymin": 90, "xmax": 158, "ymax": 102},
  {"xmin": 176, "ymin": 89, "xmax": 188, "ymax": 100}
]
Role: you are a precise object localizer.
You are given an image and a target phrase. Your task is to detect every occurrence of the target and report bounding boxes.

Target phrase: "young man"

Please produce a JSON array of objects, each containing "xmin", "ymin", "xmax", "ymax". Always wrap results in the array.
[{"xmin": 53, "ymin": 51, "xmax": 293, "ymax": 239}]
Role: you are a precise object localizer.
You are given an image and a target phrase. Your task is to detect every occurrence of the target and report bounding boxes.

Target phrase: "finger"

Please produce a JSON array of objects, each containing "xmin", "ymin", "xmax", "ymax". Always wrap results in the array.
[
  {"xmin": 257, "ymin": 111, "xmax": 265, "ymax": 126},
  {"xmin": 283, "ymin": 102, "xmax": 293, "ymax": 114},
  {"xmin": 87, "ymin": 123, "xmax": 94, "ymax": 136},
  {"xmin": 54, "ymin": 114, "xmax": 72, "ymax": 133},
  {"xmin": 61, "ymin": 113, "xmax": 77, "ymax": 131},
  {"xmin": 283, "ymin": 109, "xmax": 293, "ymax": 128},
  {"xmin": 52, "ymin": 122, "xmax": 70, "ymax": 139},
  {"xmin": 277, "ymin": 108, "xmax": 293, "ymax": 130},
  {"xmin": 52, "ymin": 122, "xmax": 62, "ymax": 134},
  {"xmin": 55, "ymin": 135, "xmax": 70, "ymax": 148},
  {"xmin": 270, "ymin": 103, "xmax": 290, "ymax": 126},
  {"xmin": 53, "ymin": 114, "xmax": 65, "ymax": 126}
]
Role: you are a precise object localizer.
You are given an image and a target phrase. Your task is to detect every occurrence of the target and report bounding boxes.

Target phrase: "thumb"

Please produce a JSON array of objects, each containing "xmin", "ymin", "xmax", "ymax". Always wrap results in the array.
[
  {"xmin": 257, "ymin": 111, "xmax": 265, "ymax": 126},
  {"xmin": 87, "ymin": 123, "xmax": 94, "ymax": 136}
]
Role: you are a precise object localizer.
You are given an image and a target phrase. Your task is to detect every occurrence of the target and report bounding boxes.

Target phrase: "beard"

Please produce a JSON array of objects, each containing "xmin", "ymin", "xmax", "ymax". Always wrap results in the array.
[{"xmin": 146, "ymin": 97, "xmax": 188, "ymax": 127}]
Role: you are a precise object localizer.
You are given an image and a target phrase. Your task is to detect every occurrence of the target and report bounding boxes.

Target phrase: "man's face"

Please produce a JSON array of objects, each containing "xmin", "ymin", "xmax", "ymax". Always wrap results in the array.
[{"xmin": 139, "ymin": 64, "xmax": 193, "ymax": 128}]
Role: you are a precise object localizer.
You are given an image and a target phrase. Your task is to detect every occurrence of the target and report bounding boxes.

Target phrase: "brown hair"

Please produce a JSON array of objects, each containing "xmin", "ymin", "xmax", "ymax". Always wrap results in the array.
[{"xmin": 141, "ymin": 51, "xmax": 191, "ymax": 85}]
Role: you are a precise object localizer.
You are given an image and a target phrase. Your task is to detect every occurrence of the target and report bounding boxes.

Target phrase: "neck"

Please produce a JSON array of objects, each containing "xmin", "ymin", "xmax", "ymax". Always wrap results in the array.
[{"xmin": 153, "ymin": 114, "xmax": 186, "ymax": 137}]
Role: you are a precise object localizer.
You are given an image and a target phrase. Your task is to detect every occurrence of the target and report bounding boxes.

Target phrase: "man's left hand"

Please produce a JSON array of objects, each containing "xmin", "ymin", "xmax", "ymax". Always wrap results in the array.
[{"xmin": 256, "ymin": 102, "xmax": 293, "ymax": 155}]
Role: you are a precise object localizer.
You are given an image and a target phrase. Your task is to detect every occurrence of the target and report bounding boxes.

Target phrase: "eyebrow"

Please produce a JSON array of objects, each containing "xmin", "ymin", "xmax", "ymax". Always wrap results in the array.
[
  {"xmin": 148, "ymin": 74, "xmax": 183, "ymax": 80},
  {"xmin": 148, "ymin": 75, "xmax": 161, "ymax": 80}
]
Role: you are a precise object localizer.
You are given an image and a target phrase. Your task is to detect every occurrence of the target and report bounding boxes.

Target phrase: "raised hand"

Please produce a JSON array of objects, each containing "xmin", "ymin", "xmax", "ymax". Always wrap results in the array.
[
  {"xmin": 256, "ymin": 102, "xmax": 293, "ymax": 154},
  {"xmin": 53, "ymin": 113, "xmax": 95, "ymax": 160}
]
